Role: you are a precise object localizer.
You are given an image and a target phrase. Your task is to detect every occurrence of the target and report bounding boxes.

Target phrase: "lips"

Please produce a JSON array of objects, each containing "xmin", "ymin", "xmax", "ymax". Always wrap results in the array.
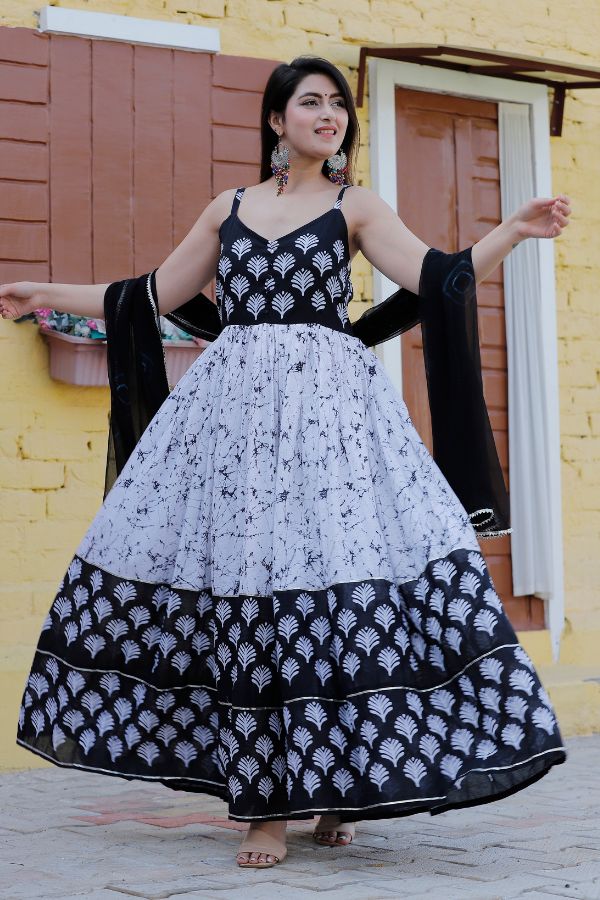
[{"xmin": 315, "ymin": 128, "xmax": 336, "ymax": 135}]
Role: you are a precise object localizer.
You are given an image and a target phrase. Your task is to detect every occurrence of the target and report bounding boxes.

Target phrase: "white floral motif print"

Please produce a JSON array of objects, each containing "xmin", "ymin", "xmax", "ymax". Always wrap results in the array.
[
  {"xmin": 232, "ymin": 237, "xmax": 252, "ymax": 260},
  {"xmin": 295, "ymin": 233, "xmax": 319, "ymax": 253},
  {"xmin": 247, "ymin": 256, "xmax": 269, "ymax": 280},
  {"xmin": 218, "ymin": 256, "xmax": 232, "ymax": 280},
  {"xmin": 312, "ymin": 251, "xmax": 333, "ymax": 276},
  {"xmin": 247, "ymin": 293, "xmax": 267, "ymax": 320},
  {"xmin": 273, "ymin": 253, "xmax": 296, "ymax": 278},
  {"xmin": 291, "ymin": 269, "xmax": 315, "ymax": 296}
]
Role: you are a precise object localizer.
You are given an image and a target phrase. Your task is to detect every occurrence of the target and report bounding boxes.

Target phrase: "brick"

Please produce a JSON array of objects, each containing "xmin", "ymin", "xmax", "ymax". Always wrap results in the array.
[
  {"xmin": 25, "ymin": 519, "xmax": 87, "ymax": 554},
  {"xmin": 64, "ymin": 460, "xmax": 106, "ymax": 489},
  {"xmin": 559, "ymin": 360, "xmax": 597, "ymax": 389},
  {"xmin": 561, "ymin": 436, "xmax": 600, "ymax": 462},
  {"xmin": 33, "ymin": 407, "xmax": 109, "ymax": 433},
  {"xmin": 0, "ymin": 429, "xmax": 21, "ymax": 458},
  {"xmin": 0, "ymin": 588, "xmax": 34, "ymax": 621},
  {"xmin": 0, "ymin": 460, "xmax": 64, "ymax": 490},
  {"xmin": 339, "ymin": 13, "xmax": 391, "ymax": 42},
  {"xmin": 220, "ymin": 22, "xmax": 318, "ymax": 60},
  {"xmin": 46, "ymin": 486, "xmax": 102, "ymax": 521},
  {"xmin": 21, "ymin": 430, "xmax": 93, "ymax": 461},
  {"xmin": 560, "ymin": 413, "xmax": 591, "ymax": 437},
  {"xmin": 0, "ymin": 489, "xmax": 46, "ymax": 521},
  {"xmin": 32, "ymin": 585, "xmax": 70, "ymax": 618},
  {"xmin": 284, "ymin": 5, "xmax": 340, "ymax": 35},
  {"xmin": 227, "ymin": 0, "xmax": 283, "ymax": 26},
  {"xmin": 164, "ymin": 0, "xmax": 225, "ymax": 17},
  {"xmin": 0, "ymin": 616, "xmax": 47, "ymax": 646}
]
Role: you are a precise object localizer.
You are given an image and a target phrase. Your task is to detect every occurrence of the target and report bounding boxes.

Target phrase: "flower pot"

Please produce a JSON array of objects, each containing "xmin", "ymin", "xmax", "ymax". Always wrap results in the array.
[
  {"xmin": 42, "ymin": 330, "xmax": 108, "ymax": 386},
  {"xmin": 41, "ymin": 329, "xmax": 207, "ymax": 387},
  {"xmin": 164, "ymin": 339, "xmax": 208, "ymax": 386}
]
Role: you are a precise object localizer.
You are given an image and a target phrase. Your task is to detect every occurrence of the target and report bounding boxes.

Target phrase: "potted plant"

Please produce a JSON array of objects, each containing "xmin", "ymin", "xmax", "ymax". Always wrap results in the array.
[{"xmin": 18, "ymin": 308, "xmax": 209, "ymax": 387}]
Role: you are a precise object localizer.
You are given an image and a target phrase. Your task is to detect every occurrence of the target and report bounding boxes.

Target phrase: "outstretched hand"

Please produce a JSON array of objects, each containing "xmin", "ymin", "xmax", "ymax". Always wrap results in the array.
[
  {"xmin": 0, "ymin": 282, "xmax": 44, "ymax": 320},
  {"xmin": 514, "ymin": 194, "xmax": 572, "ymax": 241}
]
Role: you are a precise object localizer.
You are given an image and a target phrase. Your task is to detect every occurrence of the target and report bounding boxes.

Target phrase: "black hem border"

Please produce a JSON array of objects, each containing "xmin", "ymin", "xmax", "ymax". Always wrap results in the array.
[{"xmin": 16, "ymin": 737, "xmax": 567, "ymax": 825}]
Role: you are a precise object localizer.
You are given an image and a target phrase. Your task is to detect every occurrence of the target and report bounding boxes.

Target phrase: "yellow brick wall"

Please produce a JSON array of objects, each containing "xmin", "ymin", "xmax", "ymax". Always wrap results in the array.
[
  {"xmin": 1, "ymin": 1, "xmax": 599, "ymax": 770},
  {"xmin": 0, "ymin": 323, "xmax": 110, "ymax": 768}
]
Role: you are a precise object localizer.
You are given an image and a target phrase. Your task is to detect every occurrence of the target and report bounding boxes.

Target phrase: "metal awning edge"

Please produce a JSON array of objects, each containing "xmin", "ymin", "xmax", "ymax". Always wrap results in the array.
[{"xmin": 356, "ymin": 44, "xmax": 600, "ymax": 135}]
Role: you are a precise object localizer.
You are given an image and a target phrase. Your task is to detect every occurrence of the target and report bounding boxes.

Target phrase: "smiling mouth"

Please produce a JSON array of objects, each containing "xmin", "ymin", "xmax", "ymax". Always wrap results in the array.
[{"xmin": 315, "ymin": 128, "xmax": 336, "ymax": 134}]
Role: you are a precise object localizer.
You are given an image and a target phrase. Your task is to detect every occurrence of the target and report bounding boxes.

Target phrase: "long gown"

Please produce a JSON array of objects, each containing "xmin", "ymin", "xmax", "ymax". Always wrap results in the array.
[{"xmin": 16, "ymin": 184, "xmax": 567, "ymax": 823}]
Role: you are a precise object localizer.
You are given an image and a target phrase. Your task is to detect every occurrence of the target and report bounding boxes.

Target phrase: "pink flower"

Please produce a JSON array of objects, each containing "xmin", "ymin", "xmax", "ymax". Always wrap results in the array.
[{"xmin": 35, "ymin": 308, "xmax": 53, "ymax": 317}]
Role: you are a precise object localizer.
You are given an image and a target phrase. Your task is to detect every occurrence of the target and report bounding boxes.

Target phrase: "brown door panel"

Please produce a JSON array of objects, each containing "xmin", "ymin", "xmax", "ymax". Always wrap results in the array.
[{"xmin": 395, "ymin": 86, "xmax": 540, "ymax": 631}]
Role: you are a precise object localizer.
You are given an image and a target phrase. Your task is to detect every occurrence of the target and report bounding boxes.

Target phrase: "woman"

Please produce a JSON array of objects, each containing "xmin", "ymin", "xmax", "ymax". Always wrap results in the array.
[{"xmin": 0, "ymin": 56, "xmax": 571, "ymax": 870}]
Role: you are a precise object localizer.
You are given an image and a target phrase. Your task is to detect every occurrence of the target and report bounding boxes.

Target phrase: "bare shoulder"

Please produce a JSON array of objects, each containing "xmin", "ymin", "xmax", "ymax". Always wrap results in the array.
[
  {"xmin": 201, "ymin": 188, "xmax": 239, "ymax": 231},
  {"xmin": 344, "ymin": 185, "xmax": 394, "ymax": 225}
]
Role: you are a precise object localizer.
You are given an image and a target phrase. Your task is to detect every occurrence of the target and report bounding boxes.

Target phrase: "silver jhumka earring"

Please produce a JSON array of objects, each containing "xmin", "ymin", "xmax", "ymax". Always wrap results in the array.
[
  {"xmin": 326, "ymin": 148, "xmax": 348, "ymax": 185},
  {"xmin": 271, "ymin": 134, "xmax": 290, "ymax": 196}
]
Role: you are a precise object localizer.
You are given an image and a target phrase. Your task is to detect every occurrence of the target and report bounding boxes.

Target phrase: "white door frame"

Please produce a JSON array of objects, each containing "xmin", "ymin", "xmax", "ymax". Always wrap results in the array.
[{"xmin": 368, "ymin": 56, "xmax": 564, "ymax": 659}]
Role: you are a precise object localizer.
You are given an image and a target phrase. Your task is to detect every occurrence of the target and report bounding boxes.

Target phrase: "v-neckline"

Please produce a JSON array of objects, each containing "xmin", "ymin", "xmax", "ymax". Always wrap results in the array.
[{"xmin": 234, "ymin": 207, "xmax": 337, "ymax": 246}]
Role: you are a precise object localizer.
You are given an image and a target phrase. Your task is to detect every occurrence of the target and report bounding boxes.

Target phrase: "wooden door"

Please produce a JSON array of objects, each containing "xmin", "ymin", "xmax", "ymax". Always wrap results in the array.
[{"xmin": 395, "ymin": 86, "xmax": 543, "ymax": 630}]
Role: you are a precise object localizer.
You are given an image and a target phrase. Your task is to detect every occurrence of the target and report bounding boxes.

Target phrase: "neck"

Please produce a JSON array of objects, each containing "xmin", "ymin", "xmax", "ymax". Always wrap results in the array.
[{"xmin": 274, "ymin": 154, "xmax": 330, "ymax": 194}]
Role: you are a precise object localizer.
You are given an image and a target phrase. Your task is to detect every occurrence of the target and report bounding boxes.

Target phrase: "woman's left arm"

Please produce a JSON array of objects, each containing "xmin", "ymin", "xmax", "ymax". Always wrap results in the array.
[
  {"xmin": 470, "ymin": 193, "xmax": 572, "ymax": 283},
  {"xmin": 351, "ymin": 187, "xmax": 572, "ymax": 292}
]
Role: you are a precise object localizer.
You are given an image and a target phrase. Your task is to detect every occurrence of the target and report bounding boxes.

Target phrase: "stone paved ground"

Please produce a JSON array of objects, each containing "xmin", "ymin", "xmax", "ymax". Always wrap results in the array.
[{"xmin": 1, "ymin": 734, "xmax": 599, "ymax": 900}]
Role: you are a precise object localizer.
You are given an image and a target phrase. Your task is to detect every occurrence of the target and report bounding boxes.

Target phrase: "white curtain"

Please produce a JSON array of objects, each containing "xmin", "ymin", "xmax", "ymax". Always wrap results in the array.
[{"xmin": 498, "ymin": 102, "xmax": 564, "ymax": 659}]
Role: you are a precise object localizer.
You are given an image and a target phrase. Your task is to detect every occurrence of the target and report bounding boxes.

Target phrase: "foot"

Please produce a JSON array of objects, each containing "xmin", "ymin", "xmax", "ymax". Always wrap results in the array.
[
  {"xmin": 313, "ymin": 814, "xmax": 356, "ymax": 846},
  {"xmin": 236, "ymin": 820, "xmax": 287, "ymax": 867}
]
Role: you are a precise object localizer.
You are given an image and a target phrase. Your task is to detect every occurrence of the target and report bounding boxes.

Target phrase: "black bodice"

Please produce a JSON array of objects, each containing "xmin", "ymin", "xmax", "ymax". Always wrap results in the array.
[{"xmin": 216, "ymin": 184, "xmax": 354, "ymax": 335}]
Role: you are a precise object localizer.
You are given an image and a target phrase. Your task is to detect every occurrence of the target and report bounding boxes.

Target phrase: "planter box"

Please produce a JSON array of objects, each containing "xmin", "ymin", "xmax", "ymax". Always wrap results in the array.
[{"xmin": 41, "ymin": 329, "xmax": 208, "ymax": 387}]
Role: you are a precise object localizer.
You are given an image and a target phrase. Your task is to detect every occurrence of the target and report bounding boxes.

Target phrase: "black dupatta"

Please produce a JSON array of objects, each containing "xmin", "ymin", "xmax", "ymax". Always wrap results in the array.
[{"xmin": 102, "ymin": 248, "xmax": 511, "ymax": 539}]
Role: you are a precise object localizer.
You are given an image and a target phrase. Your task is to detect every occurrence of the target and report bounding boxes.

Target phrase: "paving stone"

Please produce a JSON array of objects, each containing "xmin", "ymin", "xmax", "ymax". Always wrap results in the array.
[{"xmin": 1, "ymin": 734, "xmax": 599, "ymax": 899}]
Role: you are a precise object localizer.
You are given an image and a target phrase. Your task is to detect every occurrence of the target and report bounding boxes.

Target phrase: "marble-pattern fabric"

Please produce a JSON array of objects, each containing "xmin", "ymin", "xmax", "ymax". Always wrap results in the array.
[{"xmin": 75, "ymin": 321, "xmax": 483, "ymax": 597}]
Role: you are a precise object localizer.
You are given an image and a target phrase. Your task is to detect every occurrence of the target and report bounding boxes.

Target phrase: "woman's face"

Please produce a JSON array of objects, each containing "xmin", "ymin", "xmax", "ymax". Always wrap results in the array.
[{"xmin": 271, "ymin": 72, "xmax": 349, "ymax": 162}]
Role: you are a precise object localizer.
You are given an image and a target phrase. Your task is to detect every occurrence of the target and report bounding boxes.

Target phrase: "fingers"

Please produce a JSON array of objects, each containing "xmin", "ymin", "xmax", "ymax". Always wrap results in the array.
[
  {"xmin": 551, "ymin": 195, "xmax": 571, "ymax": 215},
  {"xmin": 549, "ymin": 195, "xmax": 571, "ymax": 239},
  {"xmin": 540, "ymin": 195, "xmax": 571, "ymax": 215}
]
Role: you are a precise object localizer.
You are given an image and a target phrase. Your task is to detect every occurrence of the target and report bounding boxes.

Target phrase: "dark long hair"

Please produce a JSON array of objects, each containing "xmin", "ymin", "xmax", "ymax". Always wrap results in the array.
[{"xmin": 259, "ymin": 56, "xmax": 360, "ymax": 185}]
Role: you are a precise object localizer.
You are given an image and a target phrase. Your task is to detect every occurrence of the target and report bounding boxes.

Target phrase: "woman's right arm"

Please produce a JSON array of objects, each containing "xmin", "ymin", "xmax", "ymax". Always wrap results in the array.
[{"xmin": 0, "ymin": 190, "xmax": 234, "ymax": 322}]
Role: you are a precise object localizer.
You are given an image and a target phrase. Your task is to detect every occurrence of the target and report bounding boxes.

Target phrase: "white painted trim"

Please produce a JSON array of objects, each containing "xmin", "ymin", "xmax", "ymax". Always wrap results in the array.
[
  {"xmin": 37, "ymin": 6, "xmax": 220, "ymax": 53},
  {"xmin": 368, "ymin": 57, "xmax": 565, "ymax": 661}
]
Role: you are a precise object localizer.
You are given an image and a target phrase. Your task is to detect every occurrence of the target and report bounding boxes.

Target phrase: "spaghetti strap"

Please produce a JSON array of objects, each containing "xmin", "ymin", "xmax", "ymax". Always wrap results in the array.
[
  {"xmin": 231, "ymin": 187, "xmax": 246, "ymax": 216},
  {"xmin": 333, "ymin": 183, "xmax": 350, "ymax": 209}
]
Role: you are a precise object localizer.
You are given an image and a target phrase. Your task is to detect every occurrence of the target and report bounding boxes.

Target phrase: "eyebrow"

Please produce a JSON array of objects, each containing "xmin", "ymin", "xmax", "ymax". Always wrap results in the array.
[{"xmin": 297, "ymin": 91, "xmax": 345, "ymax": 100}]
